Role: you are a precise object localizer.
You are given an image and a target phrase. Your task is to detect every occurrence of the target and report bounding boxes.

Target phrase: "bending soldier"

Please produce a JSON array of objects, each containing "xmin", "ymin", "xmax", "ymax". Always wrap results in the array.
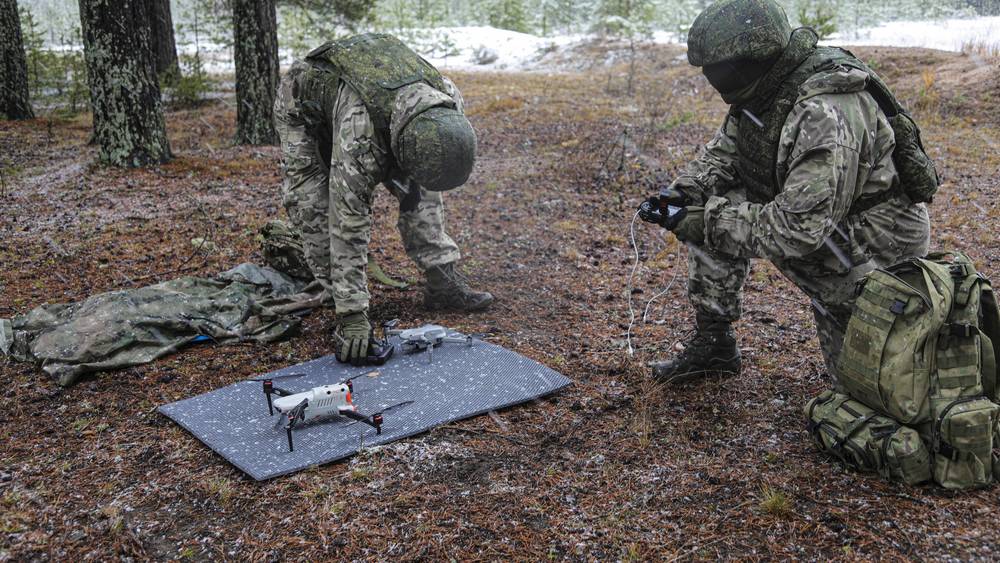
[
  {"xmin": 274, "ymin": 33, "xmax": 494, "ymax": 364},
  {"xmin": 641, "ymin": 0, "xmax": 933, "ymax": 384}
]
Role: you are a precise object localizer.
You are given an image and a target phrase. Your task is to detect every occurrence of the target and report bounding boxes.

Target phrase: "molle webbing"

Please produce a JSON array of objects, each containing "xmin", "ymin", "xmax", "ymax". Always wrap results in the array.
[
  {"xmin": 731, "ymin": 39, "xmax": 860, "ymax": 203},
  {"xmin": 304, "ymin": 33, "xmax": 448, "ymax": 134}
]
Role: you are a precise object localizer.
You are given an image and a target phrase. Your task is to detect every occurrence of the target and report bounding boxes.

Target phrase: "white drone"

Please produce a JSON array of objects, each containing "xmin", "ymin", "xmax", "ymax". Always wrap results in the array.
[
  {"xmin": 385, "ymin": 322, "xmax": 481, "ymax": 363},
  {"xmin": 261, "ymin": 375, "xmax": 391, "ymax": 452}
]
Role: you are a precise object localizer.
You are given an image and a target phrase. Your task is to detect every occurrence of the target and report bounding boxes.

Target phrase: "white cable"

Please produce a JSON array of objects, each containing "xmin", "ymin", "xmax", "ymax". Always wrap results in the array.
[
  {"xmin": 626, "ymin": 210, "xmax": 642, "ymax": 356},
  {"xmin": 627, "ymin": 211, "xmax": 681, "ymax": 356},
  {"xmin": 642, "ymin": 267, "xmax": 679, "ymax": 323}
]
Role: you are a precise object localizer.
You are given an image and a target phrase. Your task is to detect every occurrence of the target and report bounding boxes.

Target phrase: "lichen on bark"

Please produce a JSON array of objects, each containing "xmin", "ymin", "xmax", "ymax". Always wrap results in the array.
[
  {"xmin": 0, "ymin": 0, "xmax": 35, "ymax": 120},
  {"xmin": 79, "ymin": 0, "xmax": 172, "ymax": 168},
  {"xmin": 232, "ymin": 0, "xmax": 279, "ymax": 145}
]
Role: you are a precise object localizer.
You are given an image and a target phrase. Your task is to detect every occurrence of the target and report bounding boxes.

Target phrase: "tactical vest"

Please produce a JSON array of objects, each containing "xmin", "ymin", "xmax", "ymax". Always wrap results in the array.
[
  {"xmin": 731, "ymin": 31, "xmax": 939, "ymax": 209},
  {"xmin": 304, "ymin": 33, "xmax": 448, "ymax": 136}
]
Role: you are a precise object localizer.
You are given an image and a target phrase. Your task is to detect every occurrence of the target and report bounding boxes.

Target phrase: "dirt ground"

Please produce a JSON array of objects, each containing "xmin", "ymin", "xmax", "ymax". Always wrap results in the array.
[{"xmin": 2, "ymin": 43, "xmax": 999, "ymax": 560}]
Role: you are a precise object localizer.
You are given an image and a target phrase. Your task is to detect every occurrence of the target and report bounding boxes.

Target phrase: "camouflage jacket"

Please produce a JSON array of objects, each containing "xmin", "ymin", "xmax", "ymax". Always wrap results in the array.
[
  {"xmin": 327, "ymin": 78, "xmax": 465, "ymax": 313},
  {"xmin": 672, "ymin": 67, "xmax": 904, "ymax": 262}
]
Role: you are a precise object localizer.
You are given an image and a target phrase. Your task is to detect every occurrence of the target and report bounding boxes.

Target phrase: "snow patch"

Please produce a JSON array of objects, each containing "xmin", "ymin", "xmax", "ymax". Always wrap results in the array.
[
  {"xmin": 831, "ymin": 16, "xmax": 1000, "ymax": 52},
  {"xmin": 417, "ymin": 26, "xmax": 585, "ymax": 72}
]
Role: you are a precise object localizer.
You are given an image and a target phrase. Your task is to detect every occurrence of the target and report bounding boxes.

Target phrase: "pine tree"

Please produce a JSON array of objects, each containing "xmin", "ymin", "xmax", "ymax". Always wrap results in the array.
[
  {"xmin": 0, "ymin": 0, "xmax": 34, "ymax": 119},
  {"xmin": 232, "ymin": 0, "xmax": 279, "ymax": 145},
  {"xmin": 488, "ymin": 0, "xmax": 529, "ymax": 33},
  {"xmin": 148, "ymin": 0, "xmax": 179, "ymax": 80},
  {"xmin": 78, "ymin": 0, "xmax": 171, "ymax": 167},
  {"xmin": 594, "ymin": 0, "xmax": 657, "ymax": 37}
]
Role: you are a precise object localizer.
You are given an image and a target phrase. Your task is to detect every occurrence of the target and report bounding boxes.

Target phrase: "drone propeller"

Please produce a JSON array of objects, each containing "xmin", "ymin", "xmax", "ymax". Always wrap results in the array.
[
  {"xmin": 382, "ymin": 318, "xmax": 401, "ymax": 335},
  {"xmin": 377, "ymin": 400, "xmax": 415, "ymax": 415},
  {"xmin": 344, "ymin": 400, "xmax": 415, "ymax": 430},
  {"xmin": 251, "ymin": 371, "xmax": 309, "ymax": 382},
  {"xmin": 341, "ymin": 371, "xmax": 380, "ymax": 393}
]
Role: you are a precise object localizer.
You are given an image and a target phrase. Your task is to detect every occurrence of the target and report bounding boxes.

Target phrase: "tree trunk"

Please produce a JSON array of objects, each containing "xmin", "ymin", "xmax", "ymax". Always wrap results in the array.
[
  {"xmin": 148, "ymin": 0, "xmax": 179, "ymax": 80},
  {"xmin": 79, "ymin": 0, "xmax": 172, "ymax": 167},
  {"xmin": 232, "ymin": 0, "xmax": 279, "ymax": 145},
  {"xmin": 0, "ymin": 0, "xmax": 34, "ymax": 120}
]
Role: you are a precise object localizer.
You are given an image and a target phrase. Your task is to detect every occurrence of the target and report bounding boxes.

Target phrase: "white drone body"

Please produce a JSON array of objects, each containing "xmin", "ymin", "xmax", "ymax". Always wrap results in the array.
[
  {"xmin": 398, "ymin": 324, "xmax": 451, "ymax": 344},
  {"xmin": 386, "ymin": 323, "xmax": 478, "ymax": 363},
  {"xmin": 272, "ymin": 383, "xmax": 356, "ymax": 422}
]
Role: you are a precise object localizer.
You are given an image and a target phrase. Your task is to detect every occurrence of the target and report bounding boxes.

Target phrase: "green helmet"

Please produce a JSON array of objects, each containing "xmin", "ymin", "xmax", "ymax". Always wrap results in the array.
[
  {"xmin": 687, "ymin": 0, "xmax": 792, "ymax": 68},
  {"xmin": 397, "ymin": 106, "xmax": 477, "ymax": 192}
]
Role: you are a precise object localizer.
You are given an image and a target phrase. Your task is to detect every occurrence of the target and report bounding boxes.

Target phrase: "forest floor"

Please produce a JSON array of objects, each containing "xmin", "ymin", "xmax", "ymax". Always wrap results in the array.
[{"xmin": 2, "ymin": 42, "xmax": 1000, "ymax": 561}]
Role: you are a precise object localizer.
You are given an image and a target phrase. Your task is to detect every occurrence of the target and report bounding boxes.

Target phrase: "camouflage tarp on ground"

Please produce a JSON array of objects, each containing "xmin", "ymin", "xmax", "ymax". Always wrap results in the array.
[
  {"xmin": 0, "ymin": 220, "xmax": 412, "ymax": 386},
  {"xmin": 0, "ymin": 263, "xmax": 324, "ymax": 386}
]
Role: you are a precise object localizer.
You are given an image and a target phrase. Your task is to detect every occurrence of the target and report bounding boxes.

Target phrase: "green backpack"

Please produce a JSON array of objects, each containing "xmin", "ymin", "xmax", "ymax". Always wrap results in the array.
[
  {"xmin": 836, "ymin": 251, "xmax": 1000, "ymax": 489},
  {"xmin": 806, "ymin": 390, "xmax": 932, "ymax": 484}
]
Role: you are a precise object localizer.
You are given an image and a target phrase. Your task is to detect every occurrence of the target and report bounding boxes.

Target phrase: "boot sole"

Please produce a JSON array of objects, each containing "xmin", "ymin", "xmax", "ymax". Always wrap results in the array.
[
  {"xmin": 651, "ymin": 357, "xmax": 742, "ymax": 385},
  {"xmin": 423, "ymin": 295, "xmax": 495, "ymax": 313}
]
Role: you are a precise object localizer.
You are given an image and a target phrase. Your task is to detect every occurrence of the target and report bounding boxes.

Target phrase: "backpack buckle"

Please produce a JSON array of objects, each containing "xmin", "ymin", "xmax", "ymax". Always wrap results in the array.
[
  {"xmin": 948, "ymin": 324, "xmax": 975, "ymax": 338},
  {"xmin": 937, "ymin": 441, "xmax": 961, "ymax": 461},
  {"xmin": 950, "ymin": 264, "xmax": 971, "ymax": 278},
  {"xmin": 890, "ymin": 300, "xmax": 906, "ymax": 315}
]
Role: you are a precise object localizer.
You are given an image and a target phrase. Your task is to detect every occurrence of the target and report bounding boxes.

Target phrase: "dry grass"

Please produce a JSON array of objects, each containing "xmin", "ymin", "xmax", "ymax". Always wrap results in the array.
[
  {"xmin": 1, "ymin": 43, "xmax": 999, "ymax": 560},
  {"xmin": 758, "ymin": 484, "xmax": 793, "ymax": 518},
  {"xmin": 962, "ymin": 38, "xmax": 1000, "ymax": 60}
]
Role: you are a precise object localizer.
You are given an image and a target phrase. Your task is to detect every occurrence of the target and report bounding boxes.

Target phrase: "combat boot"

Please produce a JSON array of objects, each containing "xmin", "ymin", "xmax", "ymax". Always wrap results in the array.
[
  {"xmin": 651, "ymin": 313, "xmax": 741, "ymax": 384},
  {"xmin": 424, "ymin": 262, "xmax": 494, "ymax": 312}
]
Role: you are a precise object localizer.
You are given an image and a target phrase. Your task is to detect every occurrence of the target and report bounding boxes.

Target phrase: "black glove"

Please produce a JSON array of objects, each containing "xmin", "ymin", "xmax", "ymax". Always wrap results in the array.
[
  {"xmin": 638, "ymin": 196, "xmax": 664, "ymax": 224},
  {"xmin": 657, "ymin": 185, "xmax": 693, "ymax": 207},
  {"xmin": 335, "ymin": 312, "xmax": 371, "ymax": 366},
  {"xmin": 638, "ymin": 197, "xmax": 685, "ymax": 227},
  {"xmin": 639, "ymin": 183, "xmax": 694, "ymax": 226},
  {"xmin": 665, "ymin": 206, "xmax": 705, "ymax": 244}
]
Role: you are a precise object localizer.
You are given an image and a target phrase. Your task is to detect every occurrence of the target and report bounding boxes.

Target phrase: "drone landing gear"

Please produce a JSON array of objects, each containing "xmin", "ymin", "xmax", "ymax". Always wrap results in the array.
[
  {"xmin": 280, "ymin": 398, "xmax": 309, "ymax": 452},
  {"xmin": 282, "ymin": 409, "xmax": 382, "ymax": 453},
  {"xmin": 262, "ymin": 379, "xmax": 294, "ymax": 416}
]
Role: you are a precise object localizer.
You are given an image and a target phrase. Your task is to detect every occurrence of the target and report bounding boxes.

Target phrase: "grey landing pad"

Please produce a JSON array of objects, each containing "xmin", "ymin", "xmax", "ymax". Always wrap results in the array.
[{"xmin": 158, "ymin": 332, "xmax": 571, "ymax": 480}]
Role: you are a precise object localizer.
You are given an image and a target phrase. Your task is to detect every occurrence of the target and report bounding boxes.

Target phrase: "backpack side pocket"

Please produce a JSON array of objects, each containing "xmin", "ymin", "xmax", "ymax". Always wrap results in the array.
[{"xmin": 932, "ymin": 397, "xmax": 999, "ymax": 490}]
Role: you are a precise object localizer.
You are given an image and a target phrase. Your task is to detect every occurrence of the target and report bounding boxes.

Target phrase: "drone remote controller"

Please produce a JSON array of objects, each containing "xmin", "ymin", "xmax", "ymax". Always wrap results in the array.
[{"xmin": 638, "ymin": 200, "xmax": 682, "ymax": 224}]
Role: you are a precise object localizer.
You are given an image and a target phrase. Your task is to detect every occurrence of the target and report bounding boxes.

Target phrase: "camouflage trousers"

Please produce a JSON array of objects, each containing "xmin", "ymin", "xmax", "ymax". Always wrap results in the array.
[
  {"xmin": 687, "ymin": 190, "xmax": 931, "ymax": 380},
  {"xmin": 273, "ymin": 69, "xmax": 460, "ymax": 313}
]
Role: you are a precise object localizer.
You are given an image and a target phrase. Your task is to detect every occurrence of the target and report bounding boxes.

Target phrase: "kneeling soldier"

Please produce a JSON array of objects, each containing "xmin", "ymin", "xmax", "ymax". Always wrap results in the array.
[
  {"xmin": 641, "ymin": 0, "xmax": 933, "ymax": 384},
  {"xmin": 274, "ymin": 33, "xmax": 494, "ymax": 364}
]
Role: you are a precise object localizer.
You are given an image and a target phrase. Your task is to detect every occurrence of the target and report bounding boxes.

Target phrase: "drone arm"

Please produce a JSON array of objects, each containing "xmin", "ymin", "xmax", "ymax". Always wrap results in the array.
[{"xmin": 339, "ymin": 409, "xmax": 383, "ymax": 435}]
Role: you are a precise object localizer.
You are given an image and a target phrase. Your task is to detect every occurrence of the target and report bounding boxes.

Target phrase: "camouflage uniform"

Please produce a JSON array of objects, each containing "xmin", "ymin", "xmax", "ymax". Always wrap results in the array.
[
  {"xmin": 674, "ymin": 65, "xmax": 931, "ymax": 374},
  {"xmin": 273, "ymin": 64, "xmax": 464, "ymax": 315}
]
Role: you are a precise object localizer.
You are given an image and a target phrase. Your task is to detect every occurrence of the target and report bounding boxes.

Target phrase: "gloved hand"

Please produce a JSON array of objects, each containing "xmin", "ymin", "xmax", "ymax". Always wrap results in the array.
[
  {"xmin": 638, "ymin": 196, "xmax": 665, "ymax": 224},
  {"xmin": 639, "ymin": 184, "xmax": 695, "ymax": 225},
  {"xmin": 335, "ymin": 312, "xmax": 371, "ymax": 366},
  {"xmin": 664, "ymin": 206, "xmax": 705, "ymax": 244},
  {"xmin": 657, "ymin": 185, "xmax": 693, "ymax": 207}
]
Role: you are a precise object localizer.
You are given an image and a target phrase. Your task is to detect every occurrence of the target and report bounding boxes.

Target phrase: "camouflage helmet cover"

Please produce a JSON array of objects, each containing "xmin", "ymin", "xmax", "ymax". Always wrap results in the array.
[
  {"xmin": 687, "ymin": 0, "xmax": 793, "ymax": 67},
  {"xmin": 391, "ymin": 83, "xmax": 476, "ymax": 191}
]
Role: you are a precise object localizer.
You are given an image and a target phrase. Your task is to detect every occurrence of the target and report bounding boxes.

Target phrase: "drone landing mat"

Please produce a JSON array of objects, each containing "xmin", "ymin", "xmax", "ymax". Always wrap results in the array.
[{"xmin": 158, "ymin": 333, "xmax": 571, "ymax": 480}]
